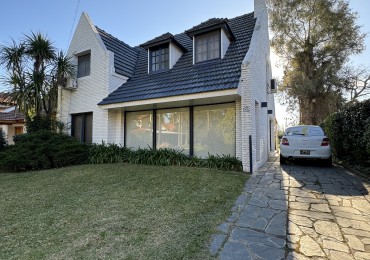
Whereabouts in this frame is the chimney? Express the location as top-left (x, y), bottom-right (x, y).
top-left (254, 0), bottom-right (267, 18)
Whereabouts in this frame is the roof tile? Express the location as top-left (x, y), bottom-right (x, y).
top-left (96, 27), bottom-right (139, 78)
top-left (98, 12), bottom-right (256, 105)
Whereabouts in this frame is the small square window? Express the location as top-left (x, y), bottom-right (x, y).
top-left (195, 30), bottom-right (220, 63)
top-left (77, 53), bottom-right (91, 78)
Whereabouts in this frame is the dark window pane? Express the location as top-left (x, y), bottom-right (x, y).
top-left (195, 30), bottom-right (220, 63)
top-left (84, 114), bottom-right (93, 143)
top-left (72, 115), bottom-right (83, 141)
top-left (72, 113), bottom-right (93, 143)
top-left (77, 53), bottom-right (91, 78)
top-left (150, 45), bottom-right (169, 71)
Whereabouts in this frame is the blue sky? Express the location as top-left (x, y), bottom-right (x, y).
top-left (0, 0), bottom-right (369, 123)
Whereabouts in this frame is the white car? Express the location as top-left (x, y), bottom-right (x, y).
top-left (280, 125), bottom-right (332, 166)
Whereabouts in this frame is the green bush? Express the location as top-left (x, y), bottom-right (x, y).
top-left (89, 143), bottom-right (243, 171)
top-left (322, 99), bottom-right (370, 166)
top-left (0, 129), bottom-right (6, 150)
top-left (0, 131), bottom-right (89, 172)
top-left (25, 116), bottom-right (66, 133)
top-left (364, 119), bottom-right (370, 163)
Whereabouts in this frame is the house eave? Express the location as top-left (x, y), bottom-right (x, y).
top-left (98, 89), bottom-right (239, 111)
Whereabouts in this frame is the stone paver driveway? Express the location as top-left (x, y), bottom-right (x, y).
top-left (211, 158), bottom-right (370, 259)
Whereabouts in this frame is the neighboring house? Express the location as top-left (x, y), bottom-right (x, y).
top-left (0, 112), bottom-right (25, 145)
top-left (58, 0), bottom-right (276, 171)
top-left (0, 93), bottom-right (25, 144)
top-left (0, 92), bottom-right (13, 112)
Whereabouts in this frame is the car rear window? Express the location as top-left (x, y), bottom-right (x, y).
top-left (285, 126), bottom-right (324, 136)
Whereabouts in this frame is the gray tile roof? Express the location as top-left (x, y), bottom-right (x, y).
top-left (185, 18), bottom-right (228, 34)
top-left (98, 12), bottom-right (256, 105)
top-left (96, 27), bottom-right (139, 78)
top-left (0, 111), bottom-right (24, 122)
top-left (141, 32), bottom-right (174, 47)
top-left (140, 32), bottom-right (187, 52)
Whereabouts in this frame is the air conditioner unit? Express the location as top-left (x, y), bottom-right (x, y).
top-left (63, 78), bottom-right (78, 90)
top-left (270, 79), bottom-right (277, 93)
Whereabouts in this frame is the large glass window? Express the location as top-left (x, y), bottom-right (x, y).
top-left (150, 45), bottom-right (169, 72)
top-left (195, 30), bottom-right (220, 63)
top-left (156, 108), bottom-right (190, 154)
top-left (77, 53), bottom-right (91, 78)
top-left (72, 113), bottom-right (93, 143)
top-left (194, 103), bottom-right (235, 158)
top-left (126, 111), bottom-right (153, 149)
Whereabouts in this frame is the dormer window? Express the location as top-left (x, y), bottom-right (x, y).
top-left (141, 33), bottom-right (186, 74)
top-left (150, 45), bottom-right (169, 72)
top-left (186, 18), bottom-right (235, 64)
top-left (195, 30), bottom-right (220, 63)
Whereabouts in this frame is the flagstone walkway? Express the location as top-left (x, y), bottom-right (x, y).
top-left (211, 158), bottom-right (370, 260)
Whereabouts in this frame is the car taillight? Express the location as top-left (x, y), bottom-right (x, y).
top-left (282, 138), bottom-right (289, 146)
top-left (321, 138), bottom-right (330, 146)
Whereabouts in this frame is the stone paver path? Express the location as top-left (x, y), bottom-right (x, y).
top-left (211, 158), bottom-right (370, 260)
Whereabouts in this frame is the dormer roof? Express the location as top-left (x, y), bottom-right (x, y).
top-left (185, 18), bottom-right (235, 41)
top-left (140, 32), bottom-right (187, 52)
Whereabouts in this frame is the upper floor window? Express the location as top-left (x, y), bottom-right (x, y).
top-left (150, 45), bottom-right (169, 72)
top-left (77, 53), bottom-right (91, 78)
top-left (195, 30), bottom-right (220, 63)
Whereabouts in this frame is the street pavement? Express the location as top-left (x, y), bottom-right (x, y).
top-left (211, 158), bottom-right (370, 259)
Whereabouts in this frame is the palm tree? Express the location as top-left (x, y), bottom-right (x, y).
top-left (0, 32), bottom-right (75, 128)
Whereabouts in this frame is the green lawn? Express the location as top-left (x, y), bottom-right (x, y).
top-left (0, 164), bottom-right (247, 259)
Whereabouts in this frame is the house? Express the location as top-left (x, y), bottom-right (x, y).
top-left (0, 93), bottom-right (25, 144)
top-left (58, 0), bottom-right (276, 172)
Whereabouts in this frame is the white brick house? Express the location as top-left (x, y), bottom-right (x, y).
top-left (58, 0), bottom-right (276, 172)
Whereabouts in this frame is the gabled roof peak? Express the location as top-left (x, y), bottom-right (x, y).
top-left (140, 32), bottom-right (186, 52)
top-left (185, 17), bottom-right (235, 41)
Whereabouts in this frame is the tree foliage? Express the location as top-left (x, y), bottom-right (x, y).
top-left (338, 65), bottom-right (370, 102)
top-left (0, 32), bottom-right (75, 125)
top-left (268, 0), bottom-right (366, 124)
top-left (322, 99), bottom-right (370, 166)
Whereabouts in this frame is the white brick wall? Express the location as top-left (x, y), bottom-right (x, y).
top-left (237, 0), bottom-right (276, 172)
top-left (58, 13), bottom-right (127, 144)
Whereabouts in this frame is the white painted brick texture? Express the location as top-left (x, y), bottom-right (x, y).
top-left (58, 13), bottom-right (127, 144)
top-left (238, 2), bottom-right (275, 172)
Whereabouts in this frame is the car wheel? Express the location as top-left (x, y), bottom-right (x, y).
top-left (323, 156), bottom-right (332, 167)
top-left (280, 154), bottom-right (286, 165)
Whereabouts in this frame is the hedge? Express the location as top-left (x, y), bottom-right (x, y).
top-left (0, 131), bottom-right (89, 172)
top-left (89, 143), bottom-right (243, 172)
top-left (322, 99), bottom-right (370, 167)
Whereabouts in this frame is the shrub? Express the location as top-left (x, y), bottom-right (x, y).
top-left (26, 116), bottom-right (66, 133)
top-left (322, 99), bottom-right (370, 166)
top-left (364, 119), bottom-right (370, 164)
top-left (0, 131), bottom-right (89, 172)
top-left (89, 143), bottom-right (243, 171)
top-left (0, 129), bottom-right (6, 150)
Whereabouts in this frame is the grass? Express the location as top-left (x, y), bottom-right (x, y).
top-left (0, 164), bottom-right (247, 259)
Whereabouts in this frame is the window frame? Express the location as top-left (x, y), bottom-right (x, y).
top-left (194, 29), bottom-right (221, 63)
top-left (124, 102), bottom-right (236, 157)
top-left (71, 112), bottom-right (93, 143)
top-left (77, 53), bottom-right (91, 78)
top-left (149, 44), bottom-right (169, 72)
